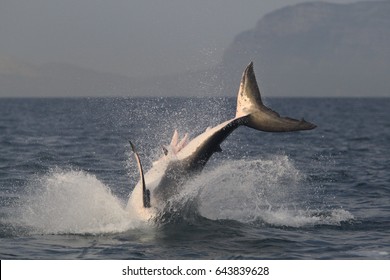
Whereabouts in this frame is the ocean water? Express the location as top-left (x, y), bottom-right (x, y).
top-left (0, 97), bottom-right (389, 259)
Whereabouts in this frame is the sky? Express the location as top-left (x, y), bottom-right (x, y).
top-left (0, 0), bottom-right (365, 79)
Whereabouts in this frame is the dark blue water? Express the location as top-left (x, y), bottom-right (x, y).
top-left (0, 97), bottom-right (389, 259)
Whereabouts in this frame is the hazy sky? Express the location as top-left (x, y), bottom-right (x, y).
top-left (0, 0), bottom-right (371, 78)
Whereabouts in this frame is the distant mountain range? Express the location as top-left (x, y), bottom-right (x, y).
top-left (0, 59), bottom-right (134, 97)
top-left (0, 58), bottom-right (215, 98)
top-left (1, 1), bottom-right (389, 97)
top-left (221, 0), bottom-right (390, 97)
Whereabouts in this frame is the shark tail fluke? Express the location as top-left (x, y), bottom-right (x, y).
top-left (235, 62), bottom-right (316, 132)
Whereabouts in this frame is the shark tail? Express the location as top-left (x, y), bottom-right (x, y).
top-left (235, 62), bottom-right (316, 132)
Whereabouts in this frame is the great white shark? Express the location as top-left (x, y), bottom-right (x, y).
top-left (126, 62), bottom-right (316, 221)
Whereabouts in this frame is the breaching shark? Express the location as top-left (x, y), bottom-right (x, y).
top-left (126, 62), bottom-right (316, 221)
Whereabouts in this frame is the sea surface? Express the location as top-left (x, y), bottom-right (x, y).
top-left (0, 97), bottom-right (389, 259)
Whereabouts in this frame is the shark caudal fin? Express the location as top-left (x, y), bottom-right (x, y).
top-left (129, 141), bottom-right (150, 208)
top-left (235, 62), bottom-right (316, 132)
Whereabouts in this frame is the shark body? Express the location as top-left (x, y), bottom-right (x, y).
top-left (126, 63), bottom-right (316, 220)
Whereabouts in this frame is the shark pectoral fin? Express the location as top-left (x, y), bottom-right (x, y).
top-left (129, 141), bottom-right (151, 208)
top-left (144, 189), bottom-right (151, 208)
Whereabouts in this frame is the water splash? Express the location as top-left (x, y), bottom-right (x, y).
top-left (171, 156), bottom-right (354, 227)
top-left (15, 169), bottom-right (149, 235)
top-left (13, 156), bottom-right (353, 235)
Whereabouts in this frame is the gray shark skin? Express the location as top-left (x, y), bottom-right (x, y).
top-left (126, 62), bottom-right (316, 220)
top-left (237, 62), bottom-right (317, 132)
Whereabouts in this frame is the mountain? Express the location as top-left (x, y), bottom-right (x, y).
top-left (221, 1), bottom-right (390, 97)
top-left (0, 58), bottom-right (221, 98)
top-left (1, 1), bottom-right (390, 98)
top-left (0, 59), bottom-right (139, 97)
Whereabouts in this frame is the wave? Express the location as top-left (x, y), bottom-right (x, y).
top-left (10, 156), bottom-right (354, 235)
top-left (165, 156), bottom-right (354, 227)
top-left (13, 169), bottom-right (150, 235)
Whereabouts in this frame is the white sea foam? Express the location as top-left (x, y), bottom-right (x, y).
top-left (17, 169), bottom-right (150, 234)
top-left (15, 156), bottom-right (353, 234)
top-left (179, 156), bottom-right (354, 227)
